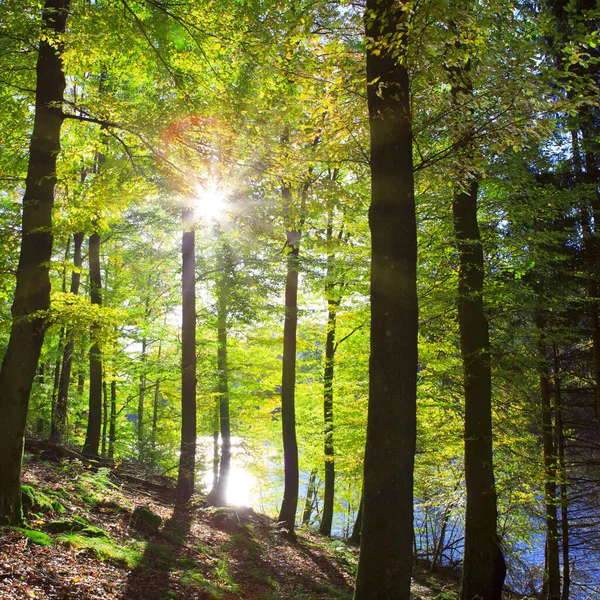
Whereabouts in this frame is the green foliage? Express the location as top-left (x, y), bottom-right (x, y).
top-left (12, 527), bottom-right (54, 546)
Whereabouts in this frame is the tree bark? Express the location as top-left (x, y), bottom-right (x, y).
top-left (177, 208), bottom-right (197, 500)
top-left (50, 231), bottom-right (84, 443)
top-left (354, 1), bottom-right (417, 597)
top-left (83, 231), bottom-right (103, 456)
top-left (212, 241), bottom-right (232, 506)
top-left (320, 215), bottom-right (338, 537)
top-left (349, 489), bottom-right (363, 545)
top-left (0, 0), bottom-right (70, 524)
top-left (302, 469), bottom-right (318, 526)
top-left (278, 189), bottom-right (301, 532)
top-left (102, 374), bottom-right (108, 457)
top-left (553, 342), bottom-right (570, 600)
top-left (536, 315), bottom-right (560, 600)
top-left (454, 178), bottom-right (506, 600)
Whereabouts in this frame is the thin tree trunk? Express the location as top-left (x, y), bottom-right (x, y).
top-left (108, 380), bottom-right (116, 459)
top-left (354, 2), bottom-right (417, 597)
top-left (349, 488), bottom-right (363, 545)
top-left (102, 374), bottom-right (108, 457)
top-left (212, 242), bottom-right (231, 506)
top-left (553, 342), bottom-right (570, 600)
top-left (0, 0), bottom-right (70, 524)
top-left (536, 315), bottom-right (560, 600)
top-left (151, 340), bottom-right (163, 453)
top-left (320, 214), bottom-right (339, 537)
top-left (278, 188), bottom-right (301, 532)
top-left (138, 337), bottom-right (147, 460)
top-left (50, 231), bottom-right (84, 443)
top-left (177, 208), bottom-right (197, 500)
top-left (302, 469), bottom-right (318, 526)
top-left (83, 231), bottom-right (103, 456)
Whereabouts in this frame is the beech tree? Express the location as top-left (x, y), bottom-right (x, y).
top-left (0, 0), bottom-right (70, 524)
top-left (354, 0), bottom-right (417, 597)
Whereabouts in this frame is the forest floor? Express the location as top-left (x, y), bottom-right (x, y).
top-left (0, 444), bottom-right (466, 600)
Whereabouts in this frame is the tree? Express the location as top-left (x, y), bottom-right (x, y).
top-left (177, 208), bottom-right (197, 500)
top-left (0, 0), bottom-right (70, 524)
top-left (354, 0), bottom-right (417, 597)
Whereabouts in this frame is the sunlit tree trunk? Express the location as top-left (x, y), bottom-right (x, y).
top-left (102, 375), bottom-right (108, 457)
top-left (138, 336), bottom-right (147, 460)
top-left (212, 240), bottom-right (232, 506)
top-left (177, 208), bottom-right (197, 500)
top-left (50, 231), bottom-right (84, 443)
top-left (83, 231), bottom-right (103, 456)
top-left (302, 469), bottom-right (318, 526)
top-left (354, 1), bottom-right (417, 597)
top-left (0, 0), bottom-right (70, 524)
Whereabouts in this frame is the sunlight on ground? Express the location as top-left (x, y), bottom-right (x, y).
top-left (194, 182), bottom-right (226, 221)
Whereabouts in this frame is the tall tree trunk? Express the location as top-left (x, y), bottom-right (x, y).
top-left (553, 343), bottom-right (570, 600)
top-left (177, 209), bottom-right (197, 500)
top-left (50, 231), bottom-right (84, 443)
top-left (536, 316), bottom-right (560, 600)
top-left (302, 469), bottom-right (318, 526)
top-left (320, 215), bottom-right (339, 537)
top-left (212, 243), bottom-right (231, 506)
top-left (444, 25), bottom-right (505, 600)
top-left (354, 1), bottom-right (417, 597)
top-left (108, 379), bottom-right (116, 459)
top-left (83, 231), bottom-right (103, 456)
top-left (454, 177), bottom-right (506, 600)
top-left (278, 190), bottom-right (301, 532)
top-left (0, 0), bottom-right (69, 524)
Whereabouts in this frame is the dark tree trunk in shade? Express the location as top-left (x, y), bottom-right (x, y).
top-left (83, 232), bottom-right (103, 456)
top-left (108, 380), bottom-right (116, 459)
top-left (278, 209), bottom-right (301, 533)
top-left (212, 241), bottom-right (232, 506)
top-left (553, 343), bottom-right (570, 600)
top-left (354, 2), bottom-right (417, 597)
top-left (177, 209), bottom-right (197, 500)
top-left (536, 316), bottom-right (561, 600)
top-left (443, 28), bottom-right (505, 599)
top-left (349, 490), bottom-right (363, 545)
top-left (453, 178), bottom-right (505, 600)
top-left (0, 0), bottom-right (69, 524)
top-left (320, 214), bottom-right (338, 537)
top-left (50, 231), bottom-right (84, 443)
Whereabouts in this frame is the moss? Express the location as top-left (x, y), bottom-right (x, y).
top-left (131, 505), bottom-right (162, 531)
top-left (13, 527), bottom-right (53, 546)
top-left (46, 517), bottom-right (109, 538)
top-left (58, 533), bottom-right (143, 568)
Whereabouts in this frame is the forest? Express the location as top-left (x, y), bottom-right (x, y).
top-left (0, 0), bottom-right (599, 599)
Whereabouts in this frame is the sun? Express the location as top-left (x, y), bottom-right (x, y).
top-left (194, 182), bottom-right (226, 221)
